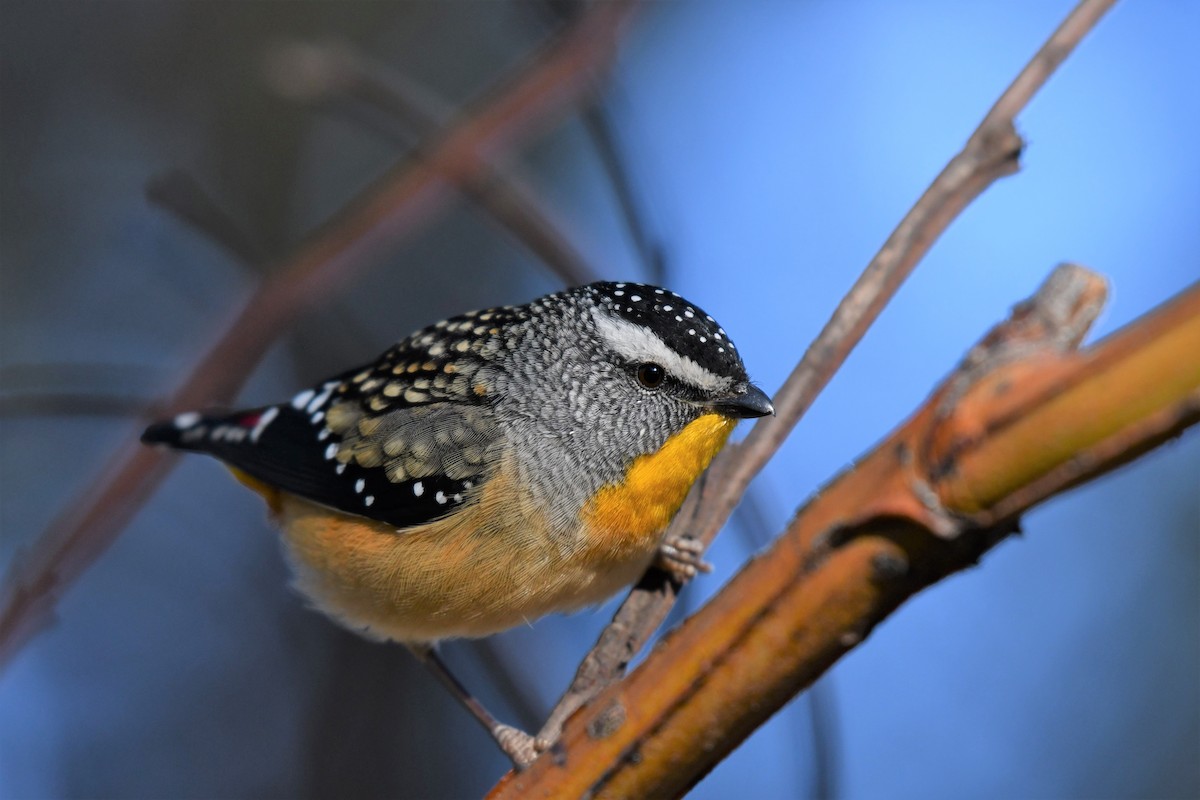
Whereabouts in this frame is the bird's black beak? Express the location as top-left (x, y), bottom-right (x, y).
top-left (712, 383), bottom-right (774, 419)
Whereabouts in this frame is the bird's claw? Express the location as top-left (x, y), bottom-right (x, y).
top-left (494, 724), bottom-right (539, 770)
top-left (655, 533), bottom-right (712, 583)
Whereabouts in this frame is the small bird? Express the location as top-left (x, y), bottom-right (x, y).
top-left (142, 281), bottom-right (772, 763)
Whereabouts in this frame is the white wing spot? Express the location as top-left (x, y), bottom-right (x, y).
top-left (435, 491), bottom-right (447, 505)
top-left (306, 381), bottom-right (339, 414)
top-left (413, 481), bottom-right (424, 497)
top-left (250, 406), bottom-right (279, 443)
top-left (336, 463), bottom-right (346, 474)
top-left (291, 389), bottom-right (315, 410)
top-left (354, 479), bottom-right (366, 494)
top-left (630, 295), bottom-right (642, 302)
top-left (364, 495), bottom-right (375, 507)
top-left (324, 443), bottom-right (338, 460)
top-left (173, 412), bottom-right (201, 429)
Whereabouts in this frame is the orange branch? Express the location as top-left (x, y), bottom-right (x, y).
top-left (492, 265), bottom-right (1200, 797)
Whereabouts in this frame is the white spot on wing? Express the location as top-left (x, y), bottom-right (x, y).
top-left (291, 389), bottom-right (315, 410)
top-left (250, 406), bottom-right (279, 443)
top-left (306, 381), bottom-right (339, 414)
top-left (174, 412), bottom-right (201, 429)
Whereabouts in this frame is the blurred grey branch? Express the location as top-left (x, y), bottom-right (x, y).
top-left (536, 0), bottom-right (1120, 748)
top-left (0, 0), bottom-right (639, 668)
top-left (0, 363), bottom-right (164, 418)
top-left (146, 171), bottom-right (270, 266)
top-left (581, 104), bottom-right (666, 283)
top-left (264, 39), bottom-right (600, 287)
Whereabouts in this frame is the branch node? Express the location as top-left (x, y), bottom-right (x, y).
top-left (870, 550), bottom-right (909, 581)
top-left (586, 700), bottom-right (627, 740)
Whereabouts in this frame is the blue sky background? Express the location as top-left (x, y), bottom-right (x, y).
top-left (2, 2), bottom-right (1196, 798)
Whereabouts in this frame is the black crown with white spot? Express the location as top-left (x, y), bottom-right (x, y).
top-left (583, 282), bottom-right (747, 381)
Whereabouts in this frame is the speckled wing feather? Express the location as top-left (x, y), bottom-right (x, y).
top-left (142, 310), bottom-right (514, 529)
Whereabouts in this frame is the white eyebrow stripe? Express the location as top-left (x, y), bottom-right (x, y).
top-left (591, 309), bottom-right (732, 393)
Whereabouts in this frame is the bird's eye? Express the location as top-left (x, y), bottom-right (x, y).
top-left (637, 362), bottom-right (665, 389)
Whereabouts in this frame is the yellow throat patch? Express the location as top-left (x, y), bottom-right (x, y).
top-left (582, 413), bottom-right (735, 546)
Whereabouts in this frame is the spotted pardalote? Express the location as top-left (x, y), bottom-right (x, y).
top-left (143, 281), bottom-right (772, 644)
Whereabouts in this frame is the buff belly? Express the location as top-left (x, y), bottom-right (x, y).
top-left (255, 414), bottom-right (735, 643)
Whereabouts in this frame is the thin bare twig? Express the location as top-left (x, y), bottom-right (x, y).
top-left (0, 0), bottom-right (638, 668)
top-left (538, 0), bottom-right (1118, 745)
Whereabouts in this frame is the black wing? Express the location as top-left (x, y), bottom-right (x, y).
top-left (143, 326), bottom-right (505, 529)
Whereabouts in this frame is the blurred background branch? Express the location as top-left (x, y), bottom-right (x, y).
top-left (262, 39), bottom-right (601, 286)
top-left (0, 0), bottom-right (635, 668)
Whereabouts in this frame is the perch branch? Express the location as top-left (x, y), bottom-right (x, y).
top-left (537, 0), bottom-right (1118, 744)
top-left (493, 266), bottom-right (1200, 797)
top-left (0, 0), bottom-right (638, 668)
